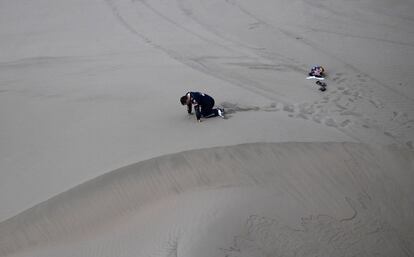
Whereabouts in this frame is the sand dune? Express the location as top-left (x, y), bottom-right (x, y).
top-left (1, 0), bottom-right (413, 221)
top-left (1, 0), bottom-right (414, 256)
top-left (1, 142), bottom-right (413, 257)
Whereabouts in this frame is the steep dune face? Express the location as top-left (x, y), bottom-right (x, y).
top-left (1, 142), bottom-right (413, 257)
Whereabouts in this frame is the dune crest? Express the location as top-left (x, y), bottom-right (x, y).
top-left (0, 142), bottom-right (413, 257)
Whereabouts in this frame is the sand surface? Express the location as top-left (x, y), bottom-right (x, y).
top-left (0, 0), bottom-right (413, 256)
top-left (1, 142), bottom-right (414, 257)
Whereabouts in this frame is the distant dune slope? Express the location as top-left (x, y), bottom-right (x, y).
top-left (0, 142), bottom-right (413, 257)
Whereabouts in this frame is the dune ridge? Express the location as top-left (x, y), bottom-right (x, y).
top-left (0, 142), bottom-right (413, 257)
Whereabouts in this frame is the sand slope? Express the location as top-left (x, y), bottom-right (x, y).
top-left (1, 0), bottom-right (414, 256)
top-left (1, 0), bottom-right (414, 221)
top-left (1, 142), bottom-right (413, 257)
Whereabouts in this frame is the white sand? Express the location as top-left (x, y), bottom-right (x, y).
top-left (0, 0), bottom-right (413, 256)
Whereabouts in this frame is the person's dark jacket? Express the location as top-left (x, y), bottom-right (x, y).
top-left (186, 92), bottom-right (215, 120)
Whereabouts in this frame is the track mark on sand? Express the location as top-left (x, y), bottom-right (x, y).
top-left (222, 194), bottom-right (413, 257)
top-left (104, 0), bottom-right (414, 148)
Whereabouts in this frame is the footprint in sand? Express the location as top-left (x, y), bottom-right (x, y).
top-left (283, 104), bottom-right (295, 113)
top-left (340, 119), bottom-right (351, 127)
top-left (332, 72), bottom-right (344, 82)
top-left (324, 118), bottom-right (338, 127)
top-left (220, 102), bottom-right (261, 117)
top-left (223, 194), bottom-right (408, 257)
top-left (336, 78), bottom-right (347, 84)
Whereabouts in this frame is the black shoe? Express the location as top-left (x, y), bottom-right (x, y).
top-left (316, 81), bottom-right (327, 87)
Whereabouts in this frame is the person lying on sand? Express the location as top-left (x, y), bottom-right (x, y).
top-left (180, 92), bottom-right (224, 122)
top-left (309, 66), bottom-right (325, 78)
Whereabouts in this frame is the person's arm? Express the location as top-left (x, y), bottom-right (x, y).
top-left (186, 93), bottom-right (193, 114)
top-left (194, 105), bottom-right (201, 121)
top-left (187, 102), bottom-right (192, 114)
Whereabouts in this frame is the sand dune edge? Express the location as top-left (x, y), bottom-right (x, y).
top-left (0, 142), bottom-right (413, 256)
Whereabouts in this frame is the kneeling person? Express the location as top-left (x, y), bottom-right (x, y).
top-left (180, 92), bottom-right (224, 122)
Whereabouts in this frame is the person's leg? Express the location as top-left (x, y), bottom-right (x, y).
top-left (200, 97), bottom-right (224, 118)
top-left (200, 97), bottom-right (219, 118)
top-left (201, 103), bottom-right (219, 118)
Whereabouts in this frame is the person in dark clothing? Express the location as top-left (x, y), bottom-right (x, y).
top-left (180, 92), bottom-right (224, 122)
